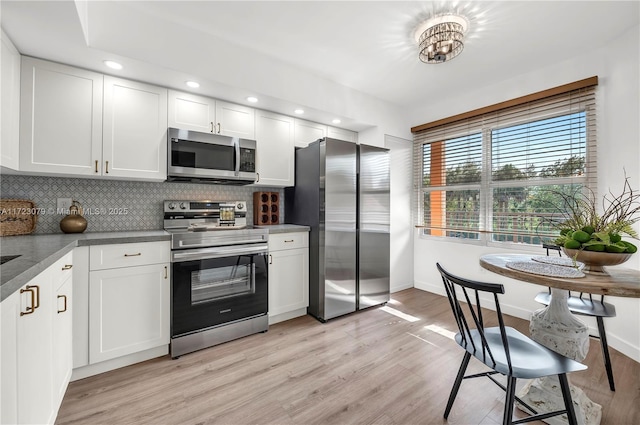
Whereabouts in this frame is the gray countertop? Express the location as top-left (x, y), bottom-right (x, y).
top-left (254, 224), bottom-right (311, 234)
top-left (1, 230), bottom-right (170, 302)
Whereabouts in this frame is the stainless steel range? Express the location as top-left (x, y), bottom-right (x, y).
top-left (164, 200), bottom-right (269, 358)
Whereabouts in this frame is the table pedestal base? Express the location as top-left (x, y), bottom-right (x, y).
top-left (518, 376), bottom-right (602, 425)
top-left (517, 288), bottom-right (602, 425)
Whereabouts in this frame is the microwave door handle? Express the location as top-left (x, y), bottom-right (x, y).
top-left (234, 141), bottom-right (240, 175)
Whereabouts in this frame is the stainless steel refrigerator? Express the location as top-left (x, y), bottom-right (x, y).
top-left (285, 138), bottom-right (390, 321)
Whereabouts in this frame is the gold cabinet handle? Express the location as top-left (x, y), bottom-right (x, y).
top-left (20, 286), bottom-right (36, 316)
top-left (57, 295), bottom-right (68, 314)
top-left (164, 266), bottom-right (168, 279)
top-left (217, 122), bottom-right (221, 133)
top-left (62, 264), bottom-right (73, 271)
top-left (95, 160), bottom-right (99, 173)
top-left (210, 122), bottom-right (214, 133)
top-left (105, 160), bottom-right (109, 174)
top-left (124, 253), bottom-right (142, 257)
top-left (31, 284), bottom-right (40, 310)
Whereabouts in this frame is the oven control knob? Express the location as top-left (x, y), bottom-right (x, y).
top-left (179, 202), bottom-right (187, 210)
top-left (236, 203), bottom-right (244, 210)
top-left (168, 202), bottom-right (176, 210)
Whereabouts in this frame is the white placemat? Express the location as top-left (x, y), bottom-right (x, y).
top-left (506, 261), bottom-right (585, 278)
top-left (531, 256), bottom-right (584, 269)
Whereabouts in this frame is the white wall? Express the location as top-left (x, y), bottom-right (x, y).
top-left (411, 24), bottom-right (640, 362)
top-left (385, 135), bottom-right (414, 293)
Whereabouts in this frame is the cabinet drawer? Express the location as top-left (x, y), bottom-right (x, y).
top-left (90, 241), bottom-right (169, 270)
top-left (51, 251), bottom-right (74, 286)
top-left (268, 232), bottom-right (309, 251)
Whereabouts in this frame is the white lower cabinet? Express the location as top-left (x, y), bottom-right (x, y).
top-left (53, 272), bottom-right (73, 408)
top-left (268, 232), bottom-right (309, 324)
top-left (0, 251), bottom-right (73, 425)
top-left (88, 242), bottom-right (170, 364)
top-left (89, 264), bottom-right (169, 363)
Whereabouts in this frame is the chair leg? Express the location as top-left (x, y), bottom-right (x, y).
top-left (502, 376), bottom-right (517, 425)
top-left (596, 316), bottom-right (615, 391)
top-left (558, 373), bottom-right (578, 425)
top-left (444, 351), bottom-right (471, 419)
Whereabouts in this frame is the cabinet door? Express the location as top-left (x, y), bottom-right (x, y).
top-left (89, 263), bottom-right (169, 363)
top-left (72, 246), bottom-right (90, 369)
top-left (52, 275), bottom-right (73, 408)
top-left (168, 90), bottom-right (216, 133)
top-left (255, 110), bottom-right (295, 187)
top-left (269, 248), bottom-right (309, 316)
top-left (1, 290), bottom-right (19, 425)
top-left (1, 30), bottom-right (20, 170)
top-left (19, 57), bottom-right (103, 175)
top-left (16, 270), bottom-right (55, 425)
top-left (215, 100), bottom-right (255, 139)
top-left (294, 119), bottom-right (327, 148)
top-left (327, 126), bottom-right (358, 143)
top-left (103, 76), bottom-right (168, 180)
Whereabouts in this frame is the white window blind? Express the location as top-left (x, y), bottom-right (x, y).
top-left (413, 81), bottom-right (597, 246)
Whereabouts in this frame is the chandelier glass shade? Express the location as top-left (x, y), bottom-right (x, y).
top-left (415, 14), bottom-right (468, 64)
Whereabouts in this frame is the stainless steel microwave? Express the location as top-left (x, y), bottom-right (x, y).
top-left (166, 127), bottom-right (257, 185)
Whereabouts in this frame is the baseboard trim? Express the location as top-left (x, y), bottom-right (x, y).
top-left (71, 345), bottom-right (168, 381)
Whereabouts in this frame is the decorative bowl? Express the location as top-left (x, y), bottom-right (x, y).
top-left (562, 248), bottom-right (633, 274)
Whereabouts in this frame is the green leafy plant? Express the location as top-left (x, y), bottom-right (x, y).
top-left (541, 175), bottom-right (639, 254)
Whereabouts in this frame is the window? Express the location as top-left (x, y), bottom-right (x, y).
top-left (413, 79), bottom-right (597, 247)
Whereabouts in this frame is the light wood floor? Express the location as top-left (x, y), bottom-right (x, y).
top-left (57, 288), bottom-right (639, 425)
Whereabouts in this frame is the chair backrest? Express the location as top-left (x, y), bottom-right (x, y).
top-left (436, 263), bottom-right (513, 373)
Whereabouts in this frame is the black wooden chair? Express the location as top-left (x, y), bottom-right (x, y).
top-left (534, 244), bottom-right (617, 391)
top-left (436, 263), bottom-right (585, 425)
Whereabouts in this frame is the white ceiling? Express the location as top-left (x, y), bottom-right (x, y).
top-left (1, 1), bottom-right (638, 131)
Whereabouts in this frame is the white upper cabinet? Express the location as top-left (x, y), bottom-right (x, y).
top-left (255, 110), bottom-right (295, 187)
top-left (103, 76), bottom-right (167, 180)
top-left (1, 30), bottom-right (21, 170)
top-left (215, 100), bottom-right (255, 139)
top-left (327, 126), bottom-right (358, 143)
top-left (19, 57), bottom-right (103, 176)
top-left (294, 119), bottom-right (327, 148)
top-left (168, 90), bottom-right (216, 133)
top-left (168, 91), bottom-right (255, 139)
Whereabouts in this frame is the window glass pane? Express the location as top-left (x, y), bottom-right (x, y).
top-left (423, 190), bottom-right (480, 239)
top-left (422, 133), bottom-right (482, 187)
top-left (492, 112), bottom-right (586, 181)
top-left (491, 184), bottom-right (583, 244)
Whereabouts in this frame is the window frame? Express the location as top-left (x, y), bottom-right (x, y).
top-left (414, 82), bottom-right (597, 249)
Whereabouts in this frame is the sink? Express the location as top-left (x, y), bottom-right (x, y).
top-left (0, 255), bottom-right (21, 265)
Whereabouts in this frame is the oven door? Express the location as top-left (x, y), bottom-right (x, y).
top-left (171, 244), bottom-right (268, 337)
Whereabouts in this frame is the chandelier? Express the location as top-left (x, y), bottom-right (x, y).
top-left (414, 14), bottom-right (468, 64)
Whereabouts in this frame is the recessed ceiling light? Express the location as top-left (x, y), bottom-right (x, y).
top-left (103, 60), bottom-right (123, 70)
top-left (332, 119), bottom-right (341, 124)
top-left (294, 109), bottom-right (304, 115)
top-left (246, 96), bottom-right (258, 103)
top-left (186, 81), bottom-right (200, 88)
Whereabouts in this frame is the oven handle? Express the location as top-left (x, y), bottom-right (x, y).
top-left (171, 244), bottom-right (268, 263)
top-left (177, 237), bottom-right (266, 248)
